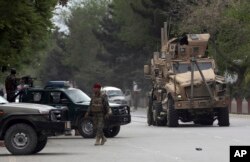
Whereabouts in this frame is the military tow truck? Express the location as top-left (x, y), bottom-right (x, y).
top-left (0, 96), bottom-right (71, 155)
top-left (17, 81), bottom-right (131, 138)
top-left (144, 22), bottom-right (229, 127)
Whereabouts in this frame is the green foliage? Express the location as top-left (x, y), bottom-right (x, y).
top-left (0, 0), bottom-right (57, 68)
top-left (39, 30), bottom-right (73, 85)
top-left (65, 0), bottom-right (111, 93)
top-left (39, 0), bottom-right (111, 93)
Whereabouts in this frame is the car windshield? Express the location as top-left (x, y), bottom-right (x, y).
top-left (106, 90), bottom-right (124, 97)
top-left (0, 96), bottom-right (8, 104)
top-left (173, 62), bottom-right (213, 74)
top-left (64, 89), bottom-right (91, 103)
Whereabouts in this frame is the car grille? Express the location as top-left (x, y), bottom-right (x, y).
top-left (185, 84), bottom-right (213, 98)
top-left (113, 100), bottom-right (127, 105)
top-left (112, 106), bottom-right (128, 115)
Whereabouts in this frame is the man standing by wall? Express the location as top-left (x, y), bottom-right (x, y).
top-left (85, 83), bottom-right (109, 146)
top-left (132, 81), bottom-right (141, 111)
top-left (5, 68), bottom-right (18, 102)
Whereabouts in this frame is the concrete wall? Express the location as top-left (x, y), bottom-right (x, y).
top-left (229, 98), bottom-right (250, 114)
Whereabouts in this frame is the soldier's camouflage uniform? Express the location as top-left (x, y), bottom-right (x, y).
top-left (87, 93), bottom-right (109, 145)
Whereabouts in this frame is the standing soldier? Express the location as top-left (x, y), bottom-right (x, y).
top-left (5, 68), bottom-right (18, 102)
top-left (85, 83), bottom-right (109, 146)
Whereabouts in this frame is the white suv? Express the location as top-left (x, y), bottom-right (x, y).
top-left (101, 86), bottom-right (128, 105)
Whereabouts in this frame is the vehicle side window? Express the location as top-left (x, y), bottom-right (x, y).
top-left (50, 92), bottom-right (61, 104)
top-left (49, 92), bottom-right (69, 104)
top-left (60, 93), bottom-right (69, 101)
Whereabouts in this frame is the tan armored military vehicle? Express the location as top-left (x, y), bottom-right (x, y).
top-left (144, 22), bottom-right (229, 127)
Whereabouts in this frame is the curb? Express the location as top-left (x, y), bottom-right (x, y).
top-left (230, 114), bottom-right (250, 119)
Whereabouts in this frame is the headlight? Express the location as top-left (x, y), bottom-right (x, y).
top-left (50, 110), bottom-right (62, 121)
top-left (124, 106), bottom-right (129, 114)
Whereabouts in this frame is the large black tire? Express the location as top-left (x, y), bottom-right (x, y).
top-left (147, 99), bottom-right (154, 126)
top-left (78, 117), bottom-right (96, 138)
top-left (33, 134), bottom-right (48, 154)
top-left (4, 124), bottom-right (38, 155)
top-left (167, 97), bottom-right (179, 127)
top-left (104, 126), bottom-right (120, 138)
top-left (218, 107), bottom-right (230, 126)
top-left (153, 102), bottom-right (167, 126)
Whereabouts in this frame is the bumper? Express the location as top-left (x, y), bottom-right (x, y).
top-left (175, 98), bottom-right (228, 109)
top-left (35, 121), bottom-right (71, 136)
top-left (107, 114), bottom-right (131, 126)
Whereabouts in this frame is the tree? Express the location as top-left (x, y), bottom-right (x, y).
top-left (58, 0), bottom-right (111, 93)
top-left (39, 29), bottom-right (73, 84)
top-left (0, 0), bottom-right (58, 68)
top-left (94, 1), bottom-right (152, 90)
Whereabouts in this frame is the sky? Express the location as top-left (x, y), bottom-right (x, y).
top-left (52, 0), bottom-right (84, 34)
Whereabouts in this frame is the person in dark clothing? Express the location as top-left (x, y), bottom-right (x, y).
top-left (5, 68), bottom-right (18, 102)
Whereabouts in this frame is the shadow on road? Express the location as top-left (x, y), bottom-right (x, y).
top-left (0, 152), bottom-right (81, 157)
top-left (147, 122), bottom-right (231, 129)
top-left (49, 136), bottom-right (83, 140)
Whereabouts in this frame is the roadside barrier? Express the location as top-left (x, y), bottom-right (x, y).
top-left (229, 98), bottom-right (250, 114)
top-left (138, 97), bottom-right (250, 114)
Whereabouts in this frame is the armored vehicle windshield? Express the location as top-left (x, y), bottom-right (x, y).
top-left (173, 61), bottom-right (213, 74)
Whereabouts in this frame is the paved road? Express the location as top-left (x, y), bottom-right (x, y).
top-left (1, 109), bottom-right (250, 162)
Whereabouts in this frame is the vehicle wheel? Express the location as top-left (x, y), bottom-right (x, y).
top-left (78, 117), bottom-right (96, 138)
top-left (33, 134), bottom-right (48, 154)
top-left (147, 98), bottom-right (154, 126)
top-left (218, 107), bottom-right (230, 126)
top-left (153, 102), bottom-right (166, 126)
top-left (104, 126), bottom-right (120, 138)
top-left (167, 97), bottom-right (179, 127)
top-left (193, 120), bottom-right (199, 125)
top-left (4, 124), bottom-right (38, 155)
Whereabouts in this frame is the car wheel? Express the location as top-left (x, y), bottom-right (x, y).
top-left (104, 126), bottom-right (120, 138)
top-left (218, 107), bottom-right (230, 126)
top-left (147, 98), bottom-right (154, 126)
top-left (33, 134), bottom-right (48, 154)
top-left (153, 101), bottom-right (166, 126)
top-left (167, 97), bottom-right (179, 127)
top-left (4, 124), bottom-right (38, 155)
top-left (78, 117), bottom-right (96, 138)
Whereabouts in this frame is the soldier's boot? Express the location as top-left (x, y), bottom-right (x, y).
top-left (94, 136), bottom-right (101, 146)
top-left (101, 136), bottom-right (107, 145)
